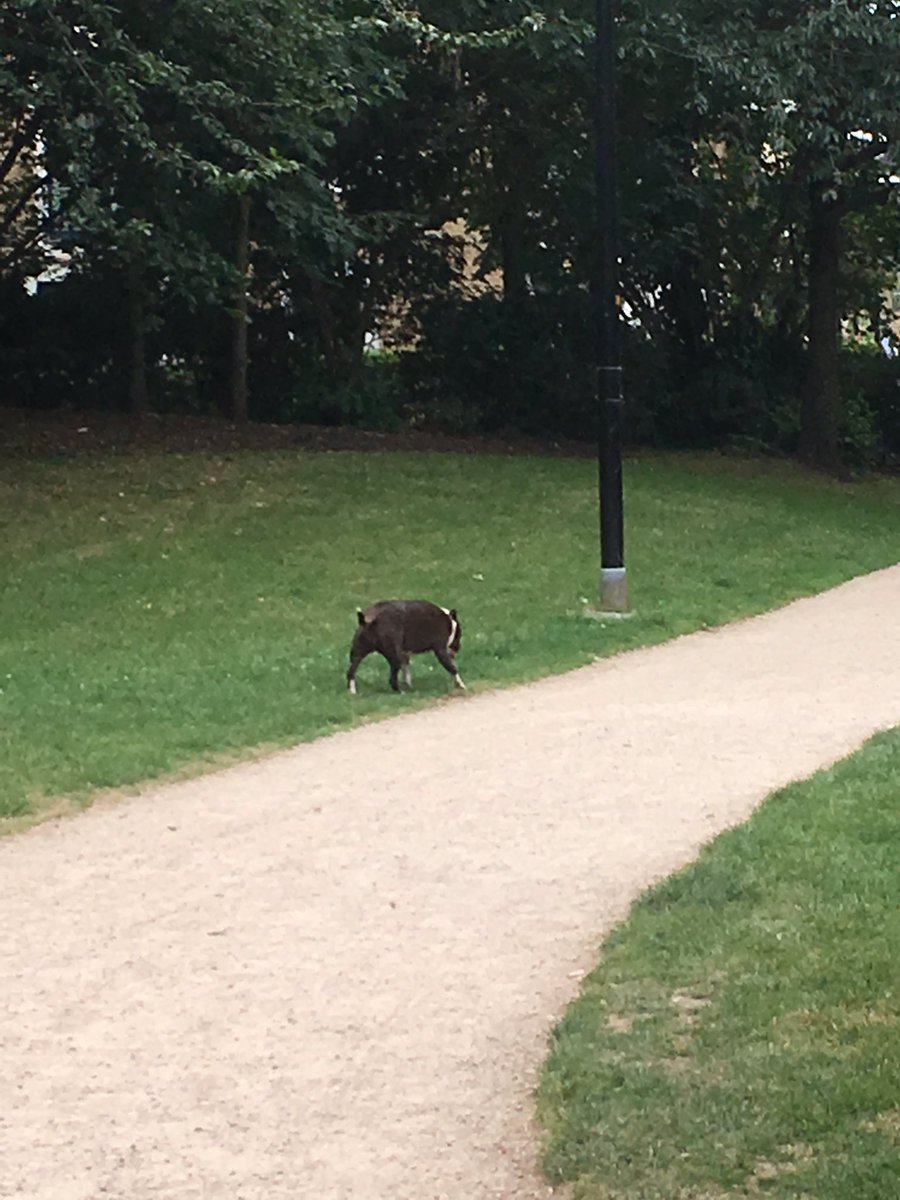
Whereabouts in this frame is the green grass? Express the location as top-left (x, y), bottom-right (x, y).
top-left (537, 729), bottom-right (900, 1200)
top-left (0, 449), bottom-right (897, 828)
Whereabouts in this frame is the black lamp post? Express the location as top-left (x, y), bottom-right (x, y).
top-left (594, 0), bottom-right (628, 612)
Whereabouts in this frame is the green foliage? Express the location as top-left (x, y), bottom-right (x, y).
top-left (2, 0), bottom-right (899, 465)
top-left (270, 353), bottom-right (408, 430)
top-left (841, 343), bottom-right (900, 470)
top-left (1, 448), bottom-right (899, 828)
top-left (0, 272), bottom-right (125, 408)
top-left (538, 728), bottom-right (900, 1199)
top-left (401, 291), bottom-right (593, 436)
top-left (1, 1), bottom-right (390, 289)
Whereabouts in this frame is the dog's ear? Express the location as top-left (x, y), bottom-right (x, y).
top-left (449, 609), bottom-right (458, 621)
top-left (357, 609), bottom-right (366, 626)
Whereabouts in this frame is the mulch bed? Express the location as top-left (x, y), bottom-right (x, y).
top-left (0, 406), bottom-right (595, 461)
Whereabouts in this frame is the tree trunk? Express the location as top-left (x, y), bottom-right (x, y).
top-left (230, 193), bottom-right (251, 421)
top-left (309, 274), bottom-right (340, 378)
top-left (313, 258), bottom-right (372, 387)
top-left (499, 182), bottom-right (528, 313)
top-left (799, 185), bottom-right (842, 471)
top-left (669, 257), bottom-right (709, 371)
top-left (126, 261), bottom-right (148, 415)
top-left (491, 122), bottom-right (529, 314)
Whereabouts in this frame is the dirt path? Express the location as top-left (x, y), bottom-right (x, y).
top-left (3, 566), bottom-right (899, 1200)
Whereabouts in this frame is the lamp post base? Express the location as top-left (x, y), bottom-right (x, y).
top-left (599, 566), bottom-right (629, 614)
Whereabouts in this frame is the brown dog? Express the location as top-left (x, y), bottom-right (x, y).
top-left (347, 599), bottom-right (464, 695)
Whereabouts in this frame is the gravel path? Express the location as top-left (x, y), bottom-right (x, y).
top-left (3, 566), bottom-right (899, 1200)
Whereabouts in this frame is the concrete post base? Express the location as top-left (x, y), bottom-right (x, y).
top-left (599, 566), bottom-right (629, 614)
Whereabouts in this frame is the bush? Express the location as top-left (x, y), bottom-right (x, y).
top-left (0, 274), bottom-right (125, 410)
top-left (6, 268), bottom-right (896, 473)
top-left (400, 291), bottom-right (595, 439)
top-left (286, 353), bottom-right (408, 431)
top-left (840, 343), bottom-right (900, 470)
top-left (621, 324), bottom-right (801, 455)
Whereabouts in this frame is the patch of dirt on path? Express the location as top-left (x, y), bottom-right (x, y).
top-left (2, 567), bottom-right (899, 1200)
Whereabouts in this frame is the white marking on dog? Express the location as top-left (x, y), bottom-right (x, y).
top-left (348, 679), bottom-right (357, 695)
top-left (454, 673), bottom-right (466, 690)
top-left (447, 615), bottom-right (458, 652)
top-left (403, 663), bottom-right (412, 688)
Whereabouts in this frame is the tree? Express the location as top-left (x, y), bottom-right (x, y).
top-left (3, 0), bottom-right (898, 464)
top-left (657, 0), bottom-right (900, 468)
top-left (1, 1), bottom-right (390, 412)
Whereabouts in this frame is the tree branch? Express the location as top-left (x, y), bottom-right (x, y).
top-left (838, 136), bottom-right (890, 173)
top-left (0, 110), bottom-right (41, 188)
top-left (0, 223), bottom-right (45, 273)
top-left (0, 174), bottom-right (43, 240)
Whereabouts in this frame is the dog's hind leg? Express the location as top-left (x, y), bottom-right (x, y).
top-left (433, 646), bottom-right (465, 690)
top-left (377, 631), bottom-right (406, 693)
top-left (385, 654), bottom-right (403, 692)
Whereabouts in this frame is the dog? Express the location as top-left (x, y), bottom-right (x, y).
top-left (347, 599), bottom-right (464, 695)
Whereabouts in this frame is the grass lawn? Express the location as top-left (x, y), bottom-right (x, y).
top-left (0, 448), bottom-right (898, 829)
top-left (537, 728), bottom-right (900, 1200)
